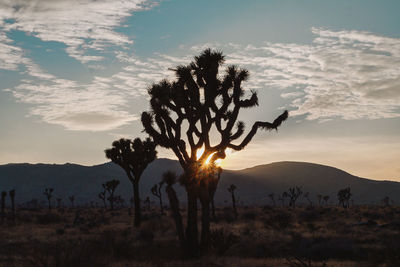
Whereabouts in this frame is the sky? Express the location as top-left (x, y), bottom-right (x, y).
top-left (0, 0), bottom-right (399, 181)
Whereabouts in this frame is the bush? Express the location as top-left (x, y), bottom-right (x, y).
top-left (36, 213), bottom-right (64, 224)
top-left (210, 229), bottom-right (239, 255)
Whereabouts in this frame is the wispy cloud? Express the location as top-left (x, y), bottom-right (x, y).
top-left (4, 27), bottom-right (400, 131)
top-left (0, 0), bottom-right (157, 63)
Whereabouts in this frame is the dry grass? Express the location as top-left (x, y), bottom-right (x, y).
top-left (1, 205), bottom-right (400, 266)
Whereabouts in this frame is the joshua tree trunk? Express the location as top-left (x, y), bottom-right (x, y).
top-left (10, 191), bottom-right (15, 223)
top-left (1, 192), bottom-right (6, 224)
top-left (159, 191), bottom-right (164, 214)
top-left (47, 198), bottom-right (51, 212)
top-left (185, 187), bottom-right (199, 257)
top-left (210, 195), bottom-right (216, 220)
top-left (133, 180), bottom-right (141, 227)
top-left (199, 188), bottom-right (211, 254)
top-left (166, 185), bottom-right (185, 248)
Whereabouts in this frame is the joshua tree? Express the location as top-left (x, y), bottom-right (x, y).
top-left (382, 196), bottom-right (390, 207)
top-left (43, 188), bottom-right (54, 211)
top-left (337, 187), bottom-right (352, 208)
top-left (141, 48), bottom-right (288, 256)
top-left (227, 184), bottom-right (238, 220)
top-left (68, 195), bottom-right (75, 208)
top-left (56, 198), bottom-right (62, 208)
top-left (98, 191), bottom-right (107, 209)
top-left (1, 191), bottom-right (6, 223)
top-left (304, 192), bottom-right (313, 207)
top-left (268, 193), bottom-right (276, 206)
top-left (104, 179), bottom-right (120, 211)
top-left (144, 196), bottom-right (151, 210)
top-left (323, 195), bottom-right (330, 205)
top-left (279, 191), bottom-right (289, 206)
top-left (287, 187), bottom-right (302, 208)
top-left (105, 137), bottom-right (157, 226)
top-left (9, 189), bottom-right (15, 222)
top-left (162, 171), bottom-right (185, 248)
top-left (317, 194), bottom-right (322, 206)
top-left (151, 182), bottom-right (164, 214)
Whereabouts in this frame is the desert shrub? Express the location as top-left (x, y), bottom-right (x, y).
top-left (36, 213), bottom-right (64, 224)
top-left (136, 229), bottom-right (154, 244)
top-left (265, 211), bottom-right (294, 230)
top-left (299, 209), bottom-right (320, 222)
top-left (242, 211), bottom-right (257, 221)
top-left (210, 229), bottom-right (239, 256)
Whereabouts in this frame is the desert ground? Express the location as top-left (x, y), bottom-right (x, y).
top-left (1, 204), bottom-right (399, 266)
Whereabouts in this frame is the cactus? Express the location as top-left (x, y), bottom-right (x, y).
top-left (9, 189), bottom-right (15, 223)
top-left (227, 184), bottom-right (237, 220)
top-left (151, 182), bottom-right (164, 214)
top-left (43, 188), bottom-right (54, 211)
top-left (287, 187), bottom-right (302, 208)
top-left (1, 191), bottom-right (6, 223)
top-left (105, 137), bottom-right (157, 227)
top-left (337, 187), bottom-right (352, 208)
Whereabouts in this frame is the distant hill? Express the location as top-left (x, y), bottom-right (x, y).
top-left (0, 159), bottom-right (398, 206)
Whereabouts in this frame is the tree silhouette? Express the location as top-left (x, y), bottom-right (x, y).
top-left (304, 192), bottom-right (313, 207)
top-left (104, 179), bottom-right (120, 211)
top-left (227, 184), bottom-right (238, 220)
top-left (98, 190), bottom-right (107, 209)
top-left (381, 196), bottom-right (390, 207)
top-left (151, 182), bottom-right (164, 214)
top-left (56, 198), bottom-right (62, 208)
top-left (287, 187), bottom-right (302, 208)
top-left (68, 195), bottom-right (75, 208)
top-left (317, 194), bottom-right (322, 206)
top-left (144, 196), bottom-right (151, 210)
top-left (105, 137), bottom-right (157, 226)
top-left (162, 171), bottom-right (185, 248)
top-left (337, 187), bottom-right (352, 208)
top-left (323, 195), bottom-right (330, 205)
top-left (9, 189), bottom-right (15, 223)
top-left (1, 191), bottom-right (6, 223)
top-left (268, 193), bottom-right (276, 206)
top-left (279, 191), bottom-right (289, 206)
top-left (43, 188), bottom-right (54, 211)
top-left (141, 48), bottom-right (288, 256)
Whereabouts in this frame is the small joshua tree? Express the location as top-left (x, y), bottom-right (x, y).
top-left (287, 187), bottom-right (302, 208)
top-left (68, 195), bottom-right (75, 208)
top-left (56, 198), bottom-right (62, 208)
top-left (1, 191), bottom-right (6, 223)
top-left (9, 189), bottom-right (15, 222)
top-left (163, 171), bottom-right (185, 248)
top-left (227, 184), bottom-right (237, 220)
top-left (98, 191), bottom-right (107, 209)
top-left (279, 191), bottom-right (289, 206)
top-left (104, 179), bottom-right (120, 211)
top-left (105, 137), bottom-right (157, 226)
top-left (304, 192), bottom-right (313, 207)
top-left (323, 195), bottom-right (330, 205)
top-left (337, 187), bottom-right (352, 208)
top-left (43, 188), bottom-right (54, 211)
top-left (268, 193), bottom-right (276, 206)
top-left (151, 182), bottom-right (164, 214)
top-left (317, 194), bottom-right (322, 206)
top-left (144, 196), bottom-right (151, 210)
top-left (382, 196), bottom-right (390, 207)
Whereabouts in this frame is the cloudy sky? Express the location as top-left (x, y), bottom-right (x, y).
top-left (0, 0), bottom-right (399, 180)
